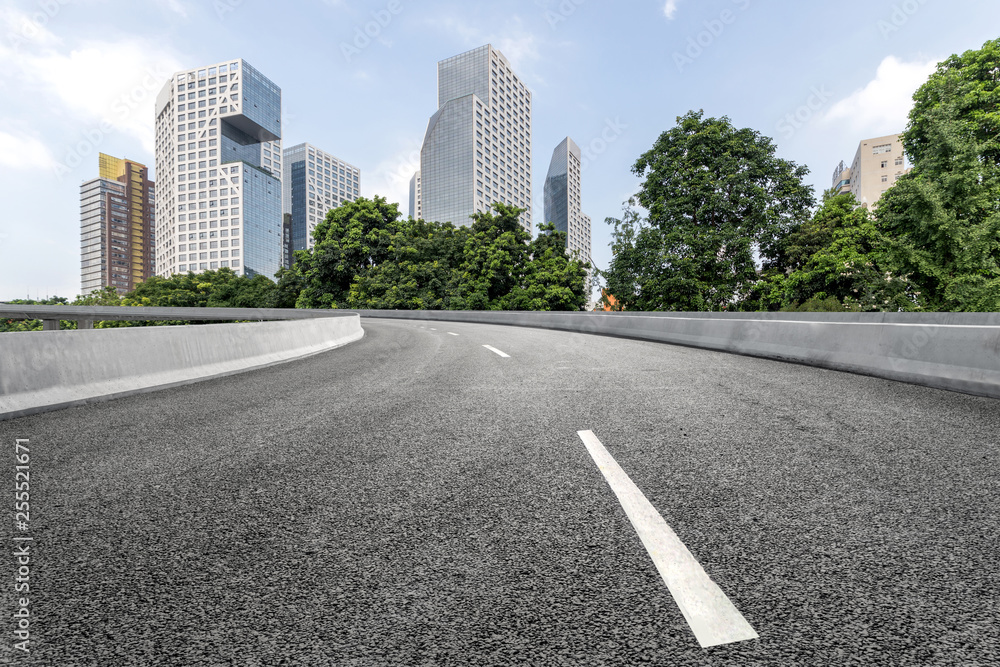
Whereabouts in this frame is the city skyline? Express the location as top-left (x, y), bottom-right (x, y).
top-left (1, 1), bottom-right (998, 299)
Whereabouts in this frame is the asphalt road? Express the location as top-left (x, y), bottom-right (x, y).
top-left (2, 318), bottom-right (998, 666)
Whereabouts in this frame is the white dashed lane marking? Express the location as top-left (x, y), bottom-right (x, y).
top-left (482, 345), bottom-right (510, 358)
top-left (577, 430), bottom-right (758, 648)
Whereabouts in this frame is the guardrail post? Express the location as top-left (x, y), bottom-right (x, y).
top-left (42, 319), bottom-right (60, 331)
top-left (77, 319), bottom-right (94, 330)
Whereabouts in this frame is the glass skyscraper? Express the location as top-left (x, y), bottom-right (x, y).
top-left (544, 137), bottom-right (592, 276)
top-left (282, 143), bottom-right (361, 257)
top-left (153, 59), bottom-right (283, 279)
top-left (420, 45), bottom-right (532, 232)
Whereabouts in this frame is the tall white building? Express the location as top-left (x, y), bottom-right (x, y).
top-left (420, 44), bottom-right (532, 232)
top-left (408, 170), bottom-right (422, 219)
top-left (153, 58), bottom-right (283, 279)
top-left (282, 143), bottom-right (360, 253)
top-left (544, 137), bottom-right (592, 280)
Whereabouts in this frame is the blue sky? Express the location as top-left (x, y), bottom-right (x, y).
top-left (0, 0), bottom-right (997, 300)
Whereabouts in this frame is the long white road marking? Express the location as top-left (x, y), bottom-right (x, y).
top-left (447, 332), bottom-right (459, 336)
top-left (482, 345), bottom-right (510, 358)
top-left (577, 430), bottom-right (758, 648)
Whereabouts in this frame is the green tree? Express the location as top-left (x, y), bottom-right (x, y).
top-left (502, 222), bottom-right (590, 311)
top-left (876, 38), bottom-right (1000, 311)
top-left (602, 111), bottom-right (814, 311)
top-left (293, 196), bottom-right (405, 308)
top-left (768, 191), bottom-right (923, 311)
top-left (346, 218), bottom-right (469, 310)
top-left (452, 203), bottom-right (533, 310)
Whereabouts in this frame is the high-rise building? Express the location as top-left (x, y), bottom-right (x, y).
top-left (282, 213), bottom-right (293, 269)
top-left (408, 170), bottom-right (422, 219)
top-left (79, 154), bottom-right (155, 296)
top-left (282, 143), bottom-right (360, 254)
top-left (153, 59), bottom-right (283, 279)
top-left (833, 133), bottom-right (910, 209)
top-left (831, 160), bottom-right (851, 195)
top-left (544, 137), bottom-right (592, 270)
top-left (420, 44), bottom-right (532, 232)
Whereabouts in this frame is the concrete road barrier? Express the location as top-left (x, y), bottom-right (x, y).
top-left (351, 310), bottom-right (1000, 400)
top-left (0, 316), bottom-right (363, 420)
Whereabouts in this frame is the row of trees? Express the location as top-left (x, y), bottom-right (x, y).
top-left (601, 37), bottom-right (999, 312)
top-left (2, 199), bottom-right (591, 331)
top-left (282, 199), bottom-right (589, 311)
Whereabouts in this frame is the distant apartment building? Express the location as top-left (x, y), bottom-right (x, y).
top-left (420, 44), bottom-right (533, 232)
top-left (282, 143), bottom-right (361, 255)
top-left (153, 58), bottom-right (283, 279)
top-left (408, 170), bottom-right (422, 219)
top-left (832, 133), bottom-right (909, 208)
top-left (544, 137), bottom-right (592, 271)
top-left (79, 153), bottom-right (155, 296)
top-left (282, 213), bottom-right (293, 269)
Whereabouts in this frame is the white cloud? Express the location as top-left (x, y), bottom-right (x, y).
top-left (822, 55), bottom-right (939, 136)
top-left (10, 40), bottom-right (183, 154)
top-left (663, 0), bottom-right (680, 19)
top-left (0, 130), bottom-right (57, 169)
top-left (363, 144), bottom-right (423, 214)
top-left (155, 0), bottom-right (189, 19)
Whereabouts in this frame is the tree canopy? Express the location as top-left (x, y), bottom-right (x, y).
top-left (601, 110), bottom-right (815, 311)
top-left (875, 38), bottom-right (1000, 311)
top-left (286, 197), bottom-right (590, 311)
top-left (761, 191), bottom-right (922, 311)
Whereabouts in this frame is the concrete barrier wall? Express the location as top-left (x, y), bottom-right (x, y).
top-left (351, 310), bottom-right (1000, 400)
top-left (0, 316), bottom-right (363, 420)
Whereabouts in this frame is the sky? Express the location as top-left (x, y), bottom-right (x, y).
top-left (0, 0), bottom-right (997, 301)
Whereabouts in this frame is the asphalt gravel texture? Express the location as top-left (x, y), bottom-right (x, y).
top-left (1, 318), bottom-right (998, 666)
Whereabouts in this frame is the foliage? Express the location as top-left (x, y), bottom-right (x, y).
top-left (287, 198), bottom-right (590, 311)
top-left (764, 192), bottom-right (923, 312)
top-left (601, 110), bottom-right (814, 311)
top-left (292, 196), bottom-right (407, 309)
top-left (876, 38), bottom-right (1000, 311)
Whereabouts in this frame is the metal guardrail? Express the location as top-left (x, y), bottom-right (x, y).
top-left (0, 304), bottom-right (355, 331)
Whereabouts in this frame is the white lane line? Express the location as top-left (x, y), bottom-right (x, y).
top-left (577, 430), bottom-right (758, 648)
top-left (448, 332), bottom-right (459, 336)
top-left (482, 345), bottom-right (510, 358)
top-left (430, 327), bottom-right (437, 331)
